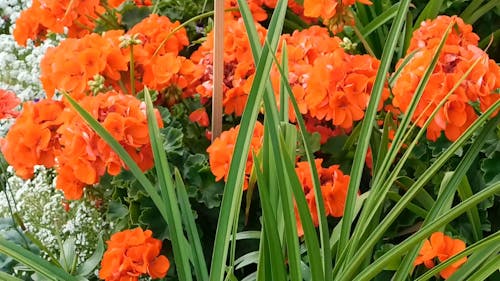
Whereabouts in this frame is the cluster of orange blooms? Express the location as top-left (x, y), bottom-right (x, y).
top-left (393, 15), bottom-right (500, 141)
top-left (127, 14), bottom-right (202, 101)
top-left (99, 227), bottom-right (170, 281)
top-left (13, 0), bottom-right (156, 47)
top-left (13, 0), bottom-right (105, 45)
top-left (1, 91), bottom-right (162, 200)
top-left (191, 16), bottom-right (268, 116)
top-left (206, 125), bottom-right (350, 236)
top-left (295, 159), bottom-right (349, 236)
top-left (206, 121), bottom-right (265, 189)
top-left (1, 99), bottom-right (64, 179)
top-left (40, 30), bottom-right (129, 100)
top-left (225, 0), bottom-right (305, 23)
top-left (192, 18), bottom-right (386, 138)
top-left (304, 0), bottom-right (372, 33)
top-left (38, 13), bottom-right (201, 105)
top-left (415, 232), bottom-right (467, 279)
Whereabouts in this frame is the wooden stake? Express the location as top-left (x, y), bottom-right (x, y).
top-left (212, 0), bottom-right (224, 141)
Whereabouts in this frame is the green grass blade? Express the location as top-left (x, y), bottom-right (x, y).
top-left (174, 168), bottom-right (209, 281)
top-left (241, 0), bottom-right (328, 278)
top-left (456, 176), bottom-right (483, 241)
top-left (209, 1), bottom-right (288, 280)
top-left (396, 176), bottom-right (435, 210)
top-left (357, 2), bottom-right (400, 41)
top-left (268, 41), bottom-right (330, 281)
top-left (0, 272), bottom-right (23, 281)
top-left (347, 22), bottom-right (458, 261)
top-left (279, 43), bottom-right (289, 123)
top-left (253, 153), bottom-right (288, 281)
top-left (460, 0), bottom-right (484, 21)
top-left (394, 112), bottom-right (500, 279)
top-left (387, 192), bottom-right (428, 218)
top-left (447, 244), bottom-right (500, 281)
top-left (144, 88), bottom-right (192, 281)
top-left (413, 0), bottom-right (444, 29)
top-left (466, 0), bottom-right (500, 24)
top-left (341, 98), bottom-right (500, 281)
top-left (255, 228), bottom-right (267, 281)
top-left (464, 251), bottom-right (500, 280)
top-left (415, 232), bottom-right (500, 281)
top-left (336, 0), bottom-right (412, 266)
top-left (0, 236), bottom-right (77, 281)
top-left (351, 180), bottom-right (500, 281)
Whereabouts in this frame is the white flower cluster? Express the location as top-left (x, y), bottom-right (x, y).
top-left (0, 166), bottom-right (109, 265)
top-left (0, 0), bottom-right (59, 136)
top-left (0, 0), bottom-right (27, 31)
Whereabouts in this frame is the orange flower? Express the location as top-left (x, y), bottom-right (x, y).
top-left (191, 17), bottom-right (267, 116)
top-left (13, 0), bottom-right (105, 45)
top-left (392, 16), bottom-right (500, 142)
top-left (1, 99), bottom-right (65, 179)
top-left (303, 0), bottom-right (372, 33)
top-left (306, 49), bottom-right (388, 130)
top-left (0, 89), bottom-right (20, 119)
top-left (225, 0), bottom-right (268, 22)
top-left (54, 91), bottom-right (162, 199)
top-left (415, 232), bottom-right (467, 279)
top-left (207, 121), bottom-right (264, 189)
top-left (40, 32), bottom-right (129, 100)
top-left (99, 228), bottom-right (170, 281)
top-left (189, 108), bottom-right (210, 127)
top-left (295, 159), bottom-right (350, 236)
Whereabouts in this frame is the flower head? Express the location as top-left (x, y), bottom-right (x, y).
top-left (99, 227), bottom-right (170, 281)
top-left (392, 16), bottom-right (500, 142)
top-left (415, 232), bottom-right (467, 279)
top-left (295, 159), bottom-right (350, 236)
top-left (207, 121), bottom-right (264, 189)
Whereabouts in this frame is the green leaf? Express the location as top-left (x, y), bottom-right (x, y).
top-left (160, 126), bottom-right (184, 157)
top-left (144, 88), bottom-right (193, 281)
top-left (336, 0), bottom-right (412, 273)
top-left (352, 181), bottom-right (500, 281)
top-left (76, 236), bottom-right (104, 277)
top-left (121, 6), bottom-right (151, 29)
top-left (0, 236), bottom-right (77, 281)
top-left (59, 237), bottom-right (76, 273)
top-left (208, 1), bottom-right (289, 280)
top-left (175, 168), bottom-right (209, 281)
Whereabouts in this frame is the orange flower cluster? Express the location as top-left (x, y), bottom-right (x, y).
top-left (127, 14), bottom-right (201, 103)
top-left (1, 99), bottom-right (65, 179)
top-left (56, 91), bottom-right (162, 199)
top-left (1, 91), bottom-right (161, 200)
top-left (271, 26), bottom-right (343, 122)
top-left (305, 42), bottom-right (388, 130)
top-left (206, 121), bottom-right (264, 189)
top-left (40, 31), bottom-right (129, 100)
top-left (225, 0), bottom-right (304, 22)
top-left (303, 0), bottom-right (372, 33)
top-left (191, 16), bottom-right (268, 116)
top-left (225, 0), bottom-right (269, 22)
top-left (415, 232), bottom-right (467, 279)
top-left (392, 16), bottom-right (500, 141)
top-left (295, 159), bottom-right (350, 236)
top-left (0, 89), bottom-right (20, 119)
top-left (13, 0), bottom-right (105, 46)
top-left (99, 227), bottom-right (170, 281)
